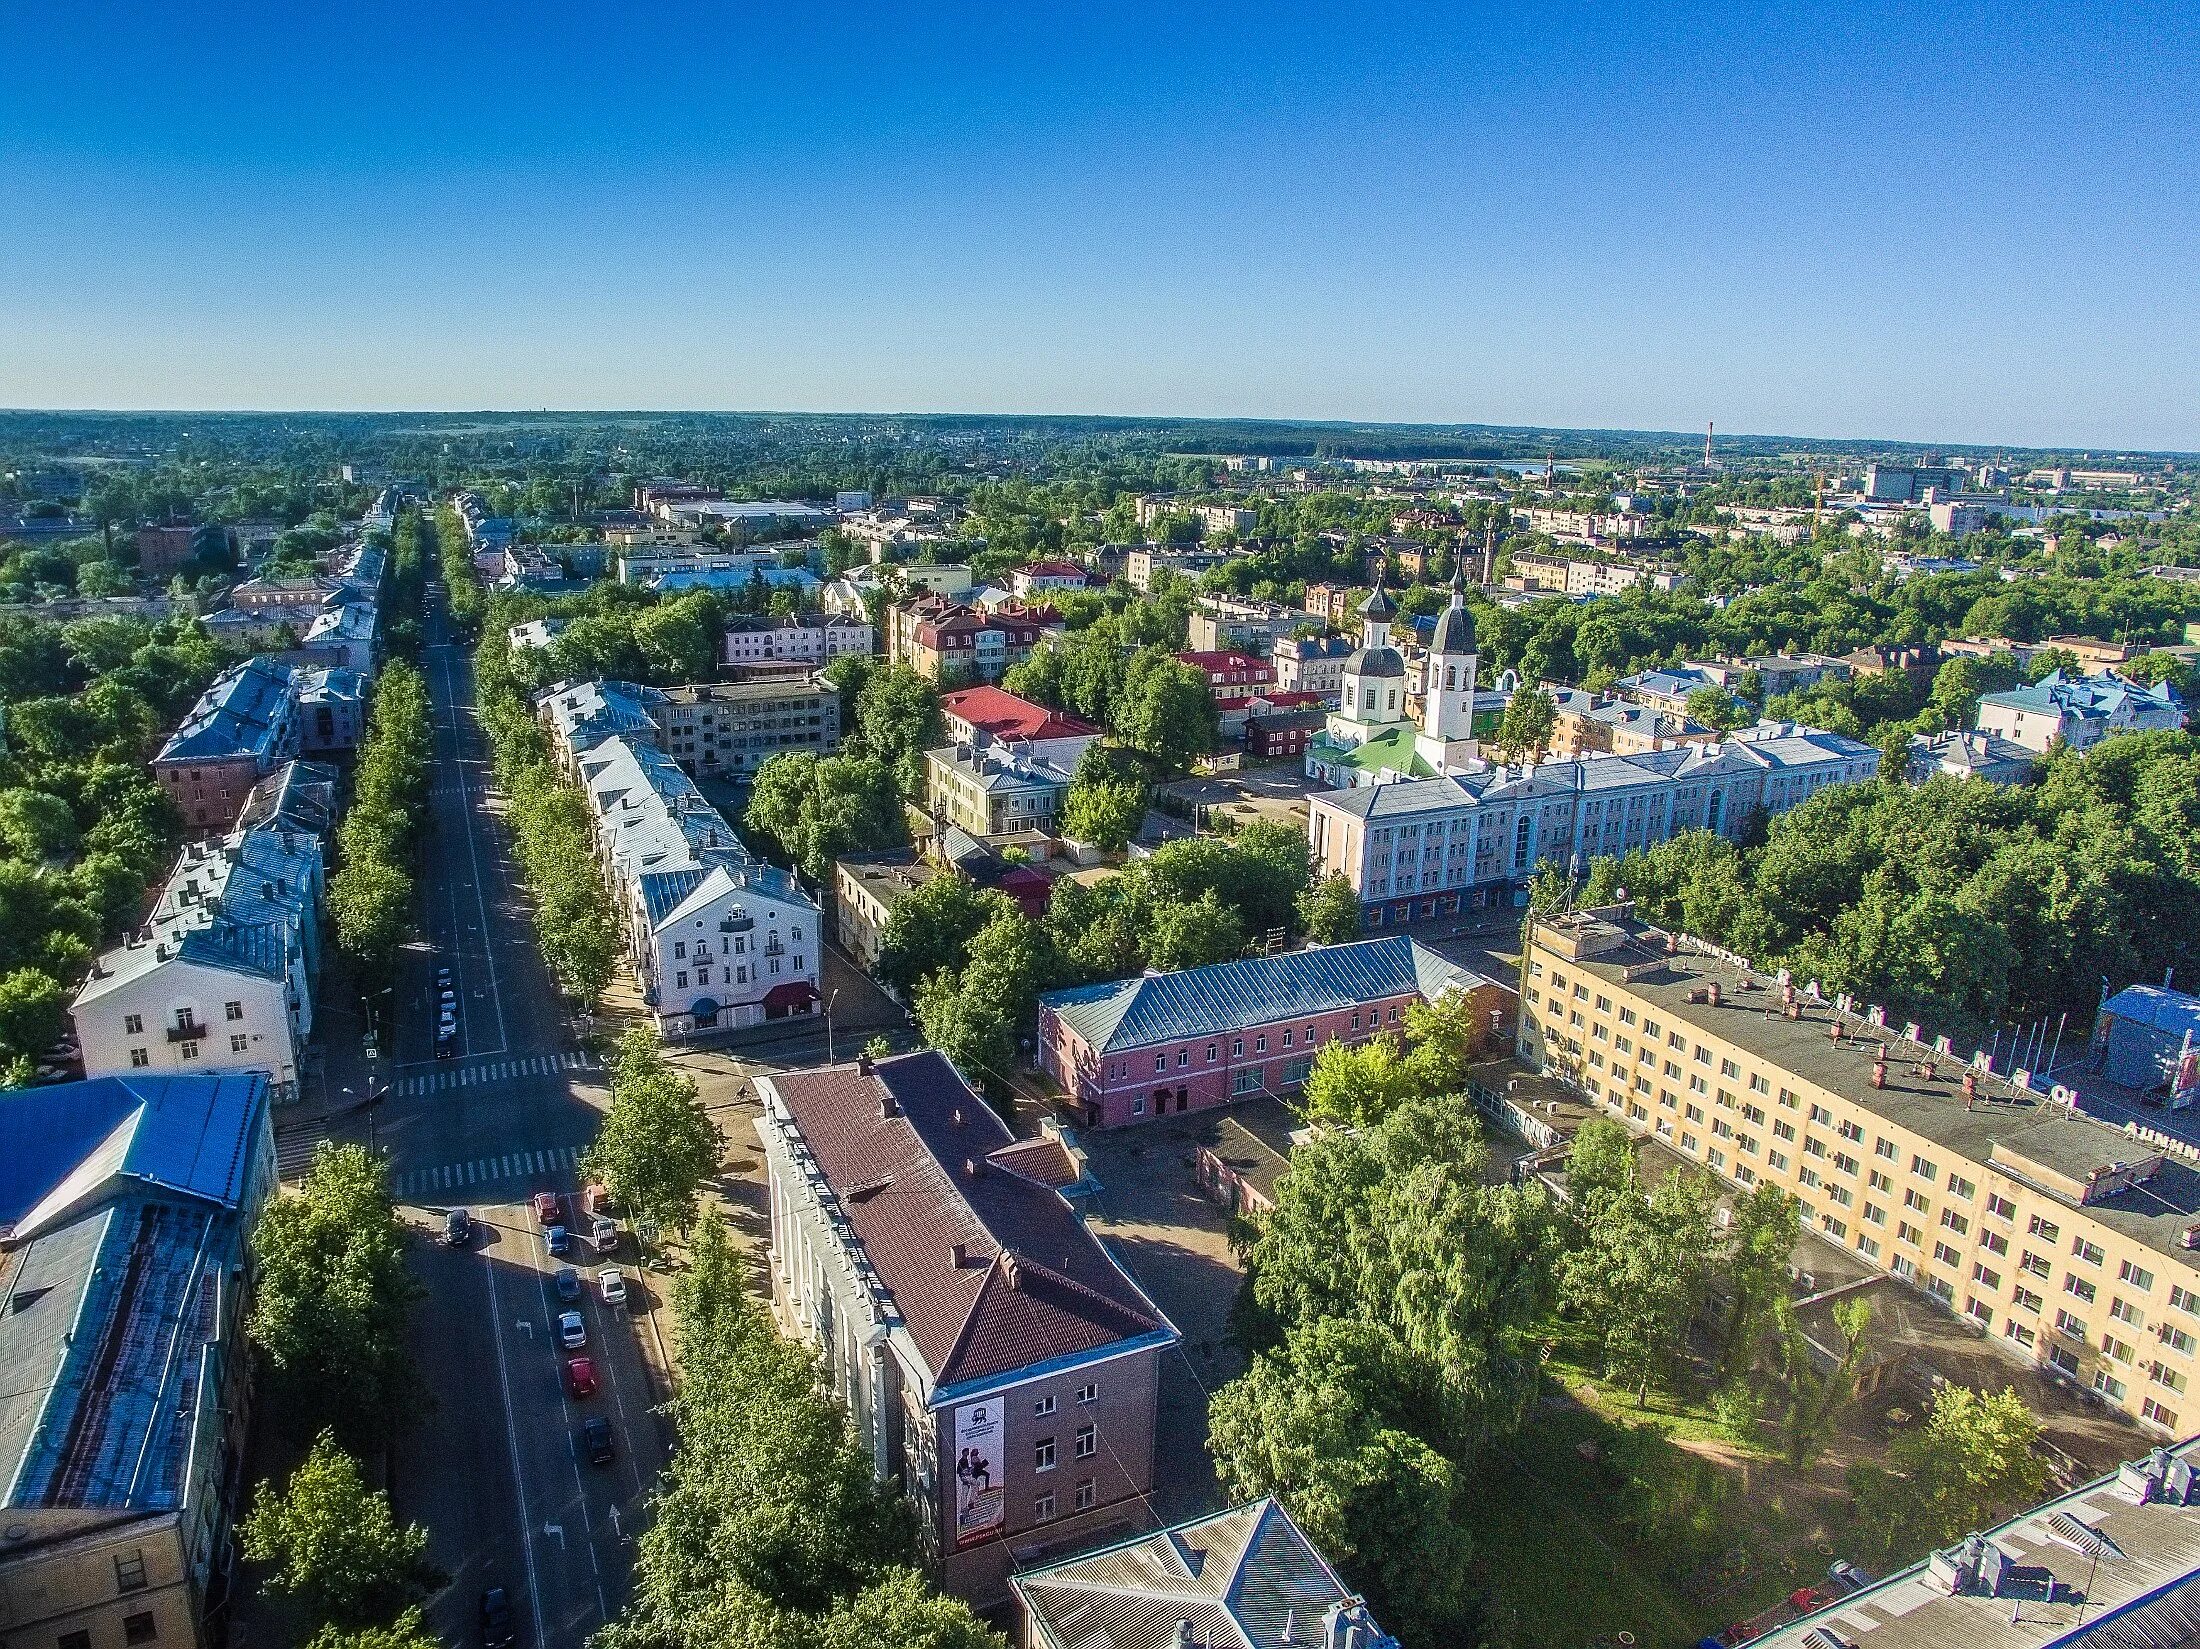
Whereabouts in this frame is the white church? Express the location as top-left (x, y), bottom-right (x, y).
top-left (1304, 567), bottom-right (1503, 788)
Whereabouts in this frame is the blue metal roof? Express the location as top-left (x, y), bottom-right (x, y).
top-left (2104, 985), bottom-right (2200, 1039)
top-left (155, 656), bottom-right (297, 764)
top-left (1040, 936), bottom-right (1486, 1053)
top-left (0, 1072), bottom-right (270, 1234)
top-left (639, 866), bottom-right (709, 926)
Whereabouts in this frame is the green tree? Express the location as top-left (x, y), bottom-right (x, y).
top-left (0, 788), bottom-right (81, 861)
top-left (248, 1145), bottom-right (418, 1445)
top-left (1145, 888), bottom-right (1246, 971)
top-left (1298, 1034), bottom-right (1417, 1128)
top-left (1561, 1150), bottom-right (1725, 1402)
top-left (1488, 683), bottom-right (1557, 764)
top-left (328, 858), bottom-right (413, 979)
top-left (853, 667), bottom-right (943, 795)
top-left (1059, 746), bottom-right (1146, 851)
top-left (1686, 685), bottom-right (1755, 732)
top-left (303, 1608), bottom-right (442, 1649)
top-left (746, 752), bottom-right (908, 884)
top-left (241, 1432), bottom-right (441, 1631)
top-left (0, 965), bottom-right (67, 1065)
top-left (1775, 1295), bottom-right (1873, 1471)
top-left (583, 1030), bottom-right (720, 1233)
top-left (875, 878), bottom-right (1002, 999)
top-left (1718, 1181), bottom-right (1802, 1384)
top-left (1847, 1386), bottom-right (2046, 1564)
top-left (1114, 655), bottom-right (1215, 770)
top-left (1297, 873), bottom-right (1363, 944)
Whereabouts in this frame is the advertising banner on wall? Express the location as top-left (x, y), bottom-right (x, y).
top-left (951, 1398), bottom-right (1005, 1548)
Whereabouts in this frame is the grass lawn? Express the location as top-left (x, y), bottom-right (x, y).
top-left (1458, 1359), bottom-right (1864, 1649)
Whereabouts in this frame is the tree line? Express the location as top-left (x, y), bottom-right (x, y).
top-left (327, 661), bottom-right (433, 984)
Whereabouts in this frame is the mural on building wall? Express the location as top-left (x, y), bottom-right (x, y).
top-left (952, 1399), bottom-right (1005, 1547)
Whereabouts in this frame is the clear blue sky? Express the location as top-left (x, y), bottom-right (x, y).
top-left (4, 1), bottom-right (2197, 449)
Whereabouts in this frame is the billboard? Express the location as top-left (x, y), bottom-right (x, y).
top-left (951, 1398), bottom-right (1005, 1548)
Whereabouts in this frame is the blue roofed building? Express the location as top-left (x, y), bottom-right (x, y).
top-left (1037, 935), bottom-right (1512, 1127)
top-left (2094, 984), bottom-right (2200, 1103)
top-left (1975, 668), bottom-right (2185, 753)
top-left (150, 658), bottom-right (302, 835)
top-left (1012, 1497), bottom-right (1395, 1649)
top-left (0, 1072), bottom-right (273, 1649)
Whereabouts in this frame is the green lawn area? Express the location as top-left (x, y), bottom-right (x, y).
top-left (1459, 1365), bottom-right (1860, 1649)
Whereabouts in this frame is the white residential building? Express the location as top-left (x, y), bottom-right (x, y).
top-left (721, 612), bottom-right (874, 669)
top-left (1975, 669), bottom-right (2185, 752)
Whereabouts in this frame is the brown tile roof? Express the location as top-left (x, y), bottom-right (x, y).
top-left (768, 1052), bottom-right (1172, 1390)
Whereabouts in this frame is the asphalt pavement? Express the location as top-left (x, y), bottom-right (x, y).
top-left (326, 584), bottom-right (669, 1649)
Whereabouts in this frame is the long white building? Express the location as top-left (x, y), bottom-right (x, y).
top-left (1308, 722), bottom-right (1880, 930)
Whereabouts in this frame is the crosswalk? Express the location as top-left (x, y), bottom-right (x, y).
top-left (393, 1145), bottom-right (582, 1200)
top-left (390, 1050), bottom-right (594, 1096)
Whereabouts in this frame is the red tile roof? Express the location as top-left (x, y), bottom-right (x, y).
top-left (940, 685), bottom-right (1101, 742)
top-left (766, 1052), bottom-right (1171, 1389)
top-left (1175, 650), bottom-right (1274, 675)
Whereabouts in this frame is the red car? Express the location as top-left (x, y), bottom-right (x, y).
top-left (532, 1192), bottom-right (561, 1227)
top-left (564, 1356), bottom-right (597, 1398)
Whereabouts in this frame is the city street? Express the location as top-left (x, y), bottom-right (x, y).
top-left (282, 580), bottom-right (670, 1649)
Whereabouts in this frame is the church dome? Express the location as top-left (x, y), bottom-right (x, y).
top-left (1431, 602), bottom-right (1476, 656)
top-left (1346, 645), bottom-right (1406, 679)
top-left (1357, 586), bottom-right (1396, 622)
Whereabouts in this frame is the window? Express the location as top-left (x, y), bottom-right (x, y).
top-left (1874, 1137), bottom-right (1897, 1161)
top-left (224, 1000), bottom-right (243, 1021)
top-left (1075, 1478), bottom-right (1097, 1511)
top-left (1773, 1119), bottom-right (1796, 1142)
top-left (1863, 1202), bottom-right (1886, 1226)
top-left (1911, 1155), bottom-right (1937, 1182)
top-left (1035, 1437), bottom-right (1056, 1472)
top-left (1868, 1168), bottom-right (1891, 1193)
top-left (1809, 1103), bottom-right (1833, 1127)
top-left (2112, 1296), bottom-right (2145, 1327)
top-left (2096, 1370), bottom-right (2128, 1402)
top-left (1254, 1035), bottom-right (1266, 1054)
top-left (1987, 1193), bottom-right (2017, 1220)
top-left (1131, 1096), bottom-right (1146, 1117)
top-left (130, 1047), bottom-right (150, 1068)
top-left (2072, 1237), bottom-right (2106, 1267)
top-left (1155, 1053), bottom-right (1166, 1074)
top-left (1856, 1234), bottom-right (1881, 1260)
top-left (1980, 1228), bottom-right (2008, 1256)
top-left (1206, 1043), bottom-right (1218, 1063)
top-left (230, 1035), bottom-right (248, 1053)
top-left (2154, 1364), bottom-right (2189, 1394)
top-left (1838, 1120), bottom-right (1864, 1144)
top-left (2014, 1285), bottom-right (2044, 1313)
top-left (1176, 1049), bottom-right (1189, 1068)
top-left (1940, 1209), bottom-right (1969, 1236)
top-left (2021, 1250), bottom-right (2051, 1278)
top-left (115, 1549), bottom-right (148, 1592)
top-left (59, 1634), bottom-right (91, 1649)
top-left (124, 1618), bottom-right (157, 1647)
top-left (1896, 1220), bottom-right (1923, 1247)
top-left (2174, 1284), bottom-right (2200, 1316)
top-left (2028, 1214), bottom-right (2061, 1243)
top-left (1034, 1492), bottom-right (1056, 1520)
top-left (1947, 1174), bottom-right (1975, 1200)
top-left (1904, 1188), bottom-right (1930, 1213)
top-left (2121, 1260), bottom-right (2156, 1291)
top-left (1034, 1395), bottom-right (1056, 1416)
top-left (1933, 1241), bottom-right (1963, 1269)
top-left (1077, 1382), bottom-right (1097, 1404)
top-left (2055, 1309), bottom-right (2089, 1341)
top-left (2067, 1275), bottom-right (2098, 1304)
top-left (2166, 1325), bottom-right (2197, 1357)
top-left (179, 1041), bottom-right (197, 1061)
top-left (1720, 1057), bottom-right (1740, 1079)
top-left (123, 1013), bottom-right (143, 1035)
top-left (1972, 1262), bottom-right (2001, 1290)
top-left (2048, 1344), bottom-right (2080, 1378)
top-left (2144, 1397), bottom-right (2180, 1429)
top-left (1075, 1424), bottom-right (1096, 1459)
top-left (2105, 1335), bottom-right (2136, 1364)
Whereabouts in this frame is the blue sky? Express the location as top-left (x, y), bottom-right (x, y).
top-left (4, 1), bottom-right (2197, 449)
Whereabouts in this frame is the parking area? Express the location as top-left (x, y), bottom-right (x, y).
top-left (1076, 1115), bottom-right (1255, 1523)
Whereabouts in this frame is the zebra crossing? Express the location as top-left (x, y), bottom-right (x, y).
top-left (275, 1131), bottom-right (340, 1179)
top-left (390, 1050), bottom-right (594, 1096)
top-left (393, 1145), bottom-right (582, 1200)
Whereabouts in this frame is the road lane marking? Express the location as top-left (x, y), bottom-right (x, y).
top-left (435, 647), bottom-right (511, 1055)
top-left (478, 1226), bottom-right (550, 1649)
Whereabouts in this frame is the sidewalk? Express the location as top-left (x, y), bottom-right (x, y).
top-left (278, 936), bottom-right (382, 1136)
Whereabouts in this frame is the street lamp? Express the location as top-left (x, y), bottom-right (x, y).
top-left (824, 988), bottom-right (841, 1062)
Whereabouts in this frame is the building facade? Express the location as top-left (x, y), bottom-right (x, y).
top-left (938, 686), bottom-right (1103, 771)
top-left (151, 658), bottom-right (303, 834)
top-left (1975, 669), bottom-right (2184, 753)
top-left (923, 743), bottom-right (1074, 839)
top-left (721, 612), bottom-right (874, 670)
top-left (755, 1052), bottom-right (1176, 1606)
top-left (1520, 907), bottom-right (2200, 1435)
top-left (889, 596), bottom-right (1060, 684)
top-left (647, 678), bottom-right (842, 776)
top-left (1037, 936), bottom-right (1508, 1128)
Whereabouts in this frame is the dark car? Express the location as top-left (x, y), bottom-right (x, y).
top-left (581, 1416), bottom-right (615, 1466)
top-left (436, 1026), bottom-right (456, 1060)
top-left (480, 1586), bottom-right (515, 1649)
top-left (545, 1224), bottom-right (570, 1258)
top-left (553, 1265), bottom-right (581, 1302)
top-left (442, 1208), bottom-right (472, 1247)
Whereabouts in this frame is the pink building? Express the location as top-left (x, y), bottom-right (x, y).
top-left (1175, 649), bottom-right (1277, 704)
top-left (1036, 935), bottom-right (1511, 1128)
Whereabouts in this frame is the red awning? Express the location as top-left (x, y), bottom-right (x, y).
top-left (763, 981), bottom-right (821, 1011)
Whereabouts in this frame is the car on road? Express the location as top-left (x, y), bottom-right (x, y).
top-left (590, 1215), bottom-right (618, 1254)
top-left (581, 1416), bottom-right (615, 1466)
top-left (564, 1355), bottom-right (597, 1397)
top-left (442, 1208), bottom-right (472, 1247)
top-left (599, 1267), bottom-right (628, 1308)
top-left (479, 1587), bottom-right (515, 1649)
top-left (436, 1026), bottom-right (456, 1060)
top-left (557, 1310), bottom-right (586, 1349)
top-left (544, 1224), bottom-right (570, 1258)
top-left (532, 1192), bottom-right (561, 1226)
top-left (553, 1265), bottom-right (581, 1302)
top-left (436, 965), bottom-right (454, 991)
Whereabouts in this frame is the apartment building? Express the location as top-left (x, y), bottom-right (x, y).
top-left (754, 1051), bottom-right (1176, 1606)
top-left (1187, 594), bottom-right (1301, 657)
top-left (923, 743), bottom-right (1074, 839)
top-left (0, 1073), bottom-right (274, 1649)
top-left (1123, 546), bottom-right (1229, 591)
top-left (721, 612), bottom-right (873, 670)
top-left (1519, 907), bottom-right (2200, 1435)
top-left (1007, 560), bottom-right (1094, 598)
top-left (1975, 669), bottom-right (2184, 753)
top-left (1547, 690), bottom-right (1716, 759)
top-left (649, 677), bottom-right (842, 776)
top-left (1272, 631), bottom-right (1352, 699)
top-left (1302, 583), bottom-right (1361, 627)
top-left (573, 736), bottom-right (822, 1033)
top-left (1306, 724), bottom-right (1880, 929)
top-left (889, 596), bottom-right (1060, 684)
top-left (1038, 936), bottom-right (1507, 1128)
top-left (151, 658), bottom-right (303, 834)
top-left (831, 850), bottom-right (945, 972)
top-left (1175, 649), bottom-right (1277, 704)
top-left (71, 794), bottom-right (328, 1100)
top-left (1133, 497), bottom-right (1257, 537)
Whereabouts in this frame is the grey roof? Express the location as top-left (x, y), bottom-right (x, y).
top-left (76, 825), bottom-right (322, 1005)
top-left (1015, 1497), bottom-right (1390, 1649)
top-left (1356, 585), bottom-right (1395, 620)
top-left (154, 656), bottom-right (297, 764)
top-left (1041, 936), bottom-right (1487, 1054)
top-left (1344, 645), bottom-right (1406, 679)
top-left (1430, 598), bottom-right (1476, 656)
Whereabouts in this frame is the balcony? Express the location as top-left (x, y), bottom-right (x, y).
top-left (166, 1020), bottom-right (206, 1044)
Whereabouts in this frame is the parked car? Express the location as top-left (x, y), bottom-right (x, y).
top-left (553, 1265), bottom-right (581, 1302)
top-left (479, 1587), bottom-right (515, 1649)
top-left (436, 965), bottom-right (455, 991)
top-left (545, 1224), bottom-right (570, 1258)
top-left (532, 1192), bottom-right (561, 1226)
top-left (436, 1026), bottom-right (457, 1060)
top-left (557, 1310), bottom-right (585, 1349)
top-left (590, 1215), bottom-right (618, 1255)
top-left (564, 1356), bottom-right (597, 1398)
top-left (599, 1267), bottom-right (628, 1308)
top-left (442, 1208), bottom-right (472, 1247)
top-left (581, 1416), bottom-right (615, 1466)
top-left (584, 1181), bottom-right (611, 1216)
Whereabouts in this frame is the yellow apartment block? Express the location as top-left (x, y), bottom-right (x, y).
top-left (1520, 907), bottom-right (2200, 1436)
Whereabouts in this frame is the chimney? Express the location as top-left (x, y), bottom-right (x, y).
top-left (950, 1241), bottom-right (967, 1268)
top-left (964, 1155), bottom-right (983, 1180)
top-left (858, 1050), bottom-right (875, 1079)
